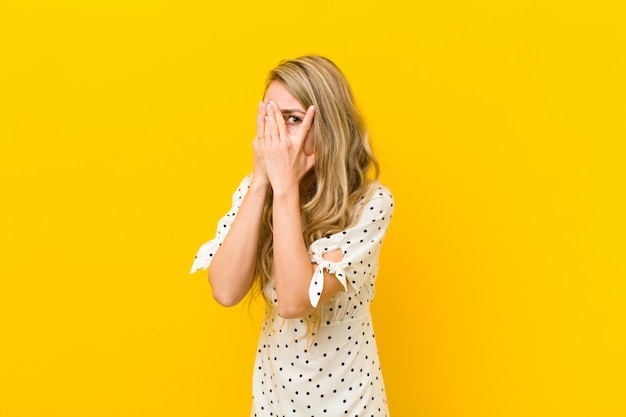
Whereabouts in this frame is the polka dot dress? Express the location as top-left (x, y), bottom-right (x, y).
top-left (191, 174), bottom-right (394, 416)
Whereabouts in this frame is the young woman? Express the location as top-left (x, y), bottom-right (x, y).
top-left (191, 55), bottom-right (394, 416)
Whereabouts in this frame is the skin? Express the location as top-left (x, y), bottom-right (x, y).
top-left (207, 81), bottom-right (344, 318)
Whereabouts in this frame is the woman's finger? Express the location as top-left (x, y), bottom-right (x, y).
top-left (265, 102), bottom-right (283, 144)
top-left (268, 100), bottom-right (289, 142)
top-left (264, 103), bottom-right (273, 144)
top-left (256, 101), bottom-right (266, 141)
top-left (293, 105), bottom-right (315, 149)
top-left (300, 105), bottom-right (315, 137)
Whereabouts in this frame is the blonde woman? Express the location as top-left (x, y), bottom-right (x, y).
top-left (191, 55), bottom-right (394, 416)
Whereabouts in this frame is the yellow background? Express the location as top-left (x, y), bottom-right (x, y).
top-left (1, 1), bottom-right (624, 416)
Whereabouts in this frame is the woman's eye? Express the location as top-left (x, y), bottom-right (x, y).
top-left (286, 115), bottom-right (302, 124)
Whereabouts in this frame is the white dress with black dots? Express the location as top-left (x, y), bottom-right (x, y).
top-left (191, 174), bottom-right (394, 417)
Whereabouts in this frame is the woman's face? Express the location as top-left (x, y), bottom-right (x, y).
top-left (264, 81), bottom-right (315, 156)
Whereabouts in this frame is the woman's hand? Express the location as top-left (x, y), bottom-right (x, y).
top-left (252, 100), bottom-right (270, 188)
top-left (258, 100), bottom-right (315, 194)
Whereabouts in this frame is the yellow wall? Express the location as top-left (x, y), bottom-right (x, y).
top-left (1, 1), bottom-right (624, 416)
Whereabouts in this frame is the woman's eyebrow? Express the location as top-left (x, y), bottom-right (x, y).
top-left (280, 109), bottom-right (306, 115)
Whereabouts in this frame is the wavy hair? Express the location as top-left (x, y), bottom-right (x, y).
top-left (254, 55), bottom-right (379, 334)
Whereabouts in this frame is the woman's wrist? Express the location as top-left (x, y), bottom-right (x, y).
top-left (270, 181), bottom-right (300, 200)
top-left (250, 173), bottom-right (270, 192)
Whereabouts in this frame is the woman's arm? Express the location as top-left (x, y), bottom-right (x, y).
top-left (207, 176), bottom-right (268, 306)
top-left (207, 102), bottom-right (271, 306)
top-left (271, 188), bottom-right (345, 318)
top-left (261, 101), bottom-right (344, 318)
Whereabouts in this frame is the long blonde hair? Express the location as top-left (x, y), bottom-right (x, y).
top-left (255, 55), bottom-right (380, 332)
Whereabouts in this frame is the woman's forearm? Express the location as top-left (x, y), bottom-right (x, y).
top-left (208, 177), bottom-right (268, 306)
top-left (271, 185), bottom-right (317, 318)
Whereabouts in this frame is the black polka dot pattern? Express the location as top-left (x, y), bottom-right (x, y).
top-left (308, 185), bottom-right (394, 312)
top-left (191, 175), bottom-right (393, 416)
top-left (252, 314), bottom-right (389, 416)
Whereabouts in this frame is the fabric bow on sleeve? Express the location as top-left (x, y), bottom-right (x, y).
top-left (308, 252), bottom-right (348, 308)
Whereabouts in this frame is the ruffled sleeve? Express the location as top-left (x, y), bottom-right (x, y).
top-left (190, 174), bottom-right (252, 274)
top-left (307, 184), bottom-right (394, 307)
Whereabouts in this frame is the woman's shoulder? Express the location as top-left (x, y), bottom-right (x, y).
top-left (239, 173), bottom-right (253, 189)
top-left (349, 181), bottom-right (394, 225)
top-left (230, 173), bottom-right (253, 195)
top-left (358, 181), bottom-right (394, 208)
